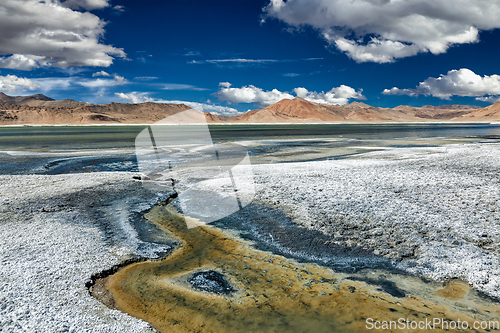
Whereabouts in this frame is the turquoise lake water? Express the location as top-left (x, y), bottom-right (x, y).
top-left (0, 123), bottom-right (499, 151)
top-left (1, 123), bottom-right (499, 175)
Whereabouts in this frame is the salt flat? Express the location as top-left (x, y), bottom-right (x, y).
top-left (1, 141), bottom-right (499, 332)
top-left (254, 142), bottom-right (500, 298)
top-left (0, 172), bottom-right (172, 332)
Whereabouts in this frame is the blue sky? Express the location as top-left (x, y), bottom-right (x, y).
top-left (0, 0), bottom-right (499, 114)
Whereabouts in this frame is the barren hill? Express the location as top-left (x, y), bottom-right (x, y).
top-left (452, 102), bottom-right (500, 121)
top-left (0, 94), bottom-right (194, 124)
top-left (0, 93), bottom-right (88, 108)
top-left (0, 93), bottom-right (498, 125)
top-left (233, 97), bottom-right (348, 122)
top-left (231, 97), bottom-right (485, 123)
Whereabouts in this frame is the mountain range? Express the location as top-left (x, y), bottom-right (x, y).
top-left (0, 93), bottom-right (499, 125)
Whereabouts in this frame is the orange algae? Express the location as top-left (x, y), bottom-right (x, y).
top-left (105, 204), bottom-right (500, 333)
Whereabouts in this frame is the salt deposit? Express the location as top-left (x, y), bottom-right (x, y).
top-left (0, 173), bottom-right (169, 332)
top-left (254, 142), bottom-right (500, 298)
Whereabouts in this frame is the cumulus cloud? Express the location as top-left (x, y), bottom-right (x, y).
top-left (114, 92), bottom-right (241, 115)
top-left (0, 74), bottom-right (40, 94)
top-left (382, 68), bottom-right (500, 102)
top-left (177, 101), bottom-right (240, 115)
top-left (112, 5), bottom-right (126, 13)
top-left (92, 71), bottom-right (111, 77)
top-left (214, 83), bottom-right (294, 106)
top-left (0, 54), bottom-right (46, 71)
top-left (215, 82), bottom-right (364, 106)
top-left (62, 0), bottom-right (110, 10)
top-left (115, 92), bottom-right (154, 104)
top-left (78, 74), bottom-right (126, 88)
top-left (0, 0), bottom-right (125, 70)
top-left (0, 73), bottom-right (127, 96)
top-left (293, 85), bottom-right (365, 105)
top-left (263, 0), bottom-right (500, 63)
top-left (476, 96), bottom-right (500, 104)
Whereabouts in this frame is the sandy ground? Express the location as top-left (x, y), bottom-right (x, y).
top-left (0, 172), bottom-right (172, 332)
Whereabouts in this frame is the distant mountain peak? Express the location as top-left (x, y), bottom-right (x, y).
top-left (345, 101), bottom-right (371, 108)
top-left (0, 92), bottom-right (54, 104)
top-left (29, 94), bottom-right (54, 101)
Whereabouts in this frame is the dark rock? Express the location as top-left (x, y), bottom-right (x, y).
top-left (188, 270), bottom-right (235, 295)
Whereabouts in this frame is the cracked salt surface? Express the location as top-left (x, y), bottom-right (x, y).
top-left (254, 142), bottom-right (500, 299)
top-left (0, 173), bottom-right (166, 332)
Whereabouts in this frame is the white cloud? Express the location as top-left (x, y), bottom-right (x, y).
top-left (176, 101), bottom-right (240, 115)
top-left (0, 73), bottom-right (127, 95)
top-left (92, 71), bottom-right (111, 77)
top-left (112, 5), bottom-right (126, 13)
top-left (199, 58), bottom-right (279, 64)
top-left (115, 92), bottom-right (154, 104)
top-left (0, 0), bottom-right (125, 70)
top-left (62, 0), bottom-right (110, 10)
top-left (31, 77), bottom-right (74, 92)
top-left (215, 84), bottom-right (294, 106)
top-left (476, 96), bottom-right (500, 104)
top-left (293, 85), bottom-right (365, 105)
top-left (0, 74), bottom-right (40, 94)
top-left (114, 92), bottom-right (241, 115)
top-left (263, 0), bottom-right (500, 63)
top-left (0, 54), bottom-right (47, 71)
top-left (190, 57), bottom-right (322, 66)
top-left (162, 84), bottom-right (207, 91)
top-left (382, 68), bottom-right (500, 102)
top-left (219, 82), bottom-right (232, 88)
top-left (134, 76), bottom-right (158, 81)
top-left (215, 82), bottom-right (364, 106)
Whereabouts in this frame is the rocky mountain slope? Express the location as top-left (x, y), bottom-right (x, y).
top-left (231, 97), bottom-right (483, 123)
top-left (0, 93), bottom-right (497, 125)
top-left (0, 94), bottom-right (202, 124)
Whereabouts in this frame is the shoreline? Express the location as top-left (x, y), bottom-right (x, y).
top-left (0, 121), bottom-right (498, 127)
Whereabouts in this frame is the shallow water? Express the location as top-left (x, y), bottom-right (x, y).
top-left (1, 123), bottom-right (499, 151)
top-left (2, 123), bottom-right (500, 175)
top-left (105, 202), bottom-right (500, 333)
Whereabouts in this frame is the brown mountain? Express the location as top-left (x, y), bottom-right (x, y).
top-left (231, 97), bottom-right (484, 123)
top-left (0, 93), bottom-right (87, 108)
top-left (0, 96), bottom-right (191, 124)
top-left (232, 97), bottom-right (347, 122)
top-left (452, 101), bottom-right (500, 121)
top-left (0, 92), bottom-right (54, 104)
top-left (0, 93), bottom-right (498, 125)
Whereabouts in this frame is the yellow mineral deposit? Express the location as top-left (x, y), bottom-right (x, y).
top-left (105, 204), bottom-right (500, 333)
